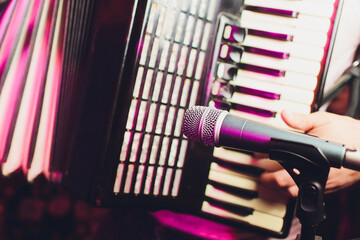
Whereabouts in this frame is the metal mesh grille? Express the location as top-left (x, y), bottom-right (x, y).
top-left (181, 105), bottom-right (207, 142)
top-left (201, 107), bottom-right (222, 146)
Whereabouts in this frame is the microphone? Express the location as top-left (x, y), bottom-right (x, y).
top-left (182, 106), bottom-right (360, 171)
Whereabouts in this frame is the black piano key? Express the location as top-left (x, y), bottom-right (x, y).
top-left (214, 158), bottom-right (264, 176)
top-left (233, 85), bottom-right (281, 100)
top-left (231, 103), bottom-right (276, 118)
top-left (205, 197), bottom-right (254, 216)
top-left (248, 29), bottom-right (293, 41)
top-left (210, 99), bottom-right (232, 111)
top-left (244, 5), bottom-right (299, 18)
top-left (243, 46), bottom-right (290, 59)
top-left (209, 180), bottom-right (259, 200)
top-left (238, 63), bottom-right (285, 77)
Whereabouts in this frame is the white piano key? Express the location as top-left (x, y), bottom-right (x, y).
top-left (133, 67), bottom-right (144, 98)
top-left (241, 10), bottom-right (331, 33)
top-left (146, 3), bottom-right (158, 33)
top-left (168, 139), bottom-right (179, 167)
top-left (143, 69), bottom-right (154, 99)
top-left (202, 201), bottom-right (284, 233)
top-left (140, 134), bottom-right (151, 163)
top-left (244, 0), bottom-right (335, 18)
top-left (139, 34), bottom-right (151, 65)
top-left (135, 101), bottom-right (147, 131)
top-left (198, 0), bottom-right (208, 18)
top-left (177, 46), bottom-right (189, 75)
top-left (159, 137), bottom-right (169, 166)
top-left (146, 103), bottom-right (157, 132)
top-left (186, 48), bottom-right (197, 77)
top-left (206, 0), bottom-right (218, 21)
top-left (201, 22), bottom-right (212, 50)
top-left (149, 136), bottom-right (160, 164)
top-left (205, 185), bottom-right (287, 217)
top-left (174, 109), bottom-right (185, 137)
top-left (229, 92), bottom-right (311, 115)
top-left (162, 168), bottom-right (173, 196)
top-left (230, 78), bottom-right (315, 105)
top-left (175, 13), bottom-right (186, 42)
top-left (177, 139), bottom-right (188, 168)
top-left (196, 51), bottom-right (206, 79)
top-left (124, 164), bottom-right (135, 194)
top-left (189, 80), bottom-right (200, 107)
top-left (240, 52), bottom-right (321, 76)
top-left (153, 166), bottom-right (164, 196)
top-left (192, 19), bottom-right (204, 48)
top-left (155, 105), bottom-right (166, 134)
top-left (184, 15), bottom-right (195, 46)
top-left (180, 79), bottom-right (191, 107)
top-left (152, 71), bottom-right (163, 101)
top-left (162, 74), bottom-right (173, 103)
top-left (171, 76), bottom-right (182, 105)
top-left (144, 166), bottom-right (155, 195)
top-left (210, 162), bottom-right (257, 181)
top-left (129, 133), bottom-right (141, 162)
top-left (164, 9), bottom-right (176, 40)
top-left (208, 167), bottom-right (258, 192)
top-left (149, 38), bottom-right (160, 68)
top-left (119, 131), bottom-right (131, 161)
top-left (134, 165), bottom-right (145, 195)
top-left (113, 163), bottom-right (125, 194)
top-left (155, 6), bottom-right (166, 36)
top-left (236, 69), bottom-right (318, 91)
top-left (171, 169), bottom-right (182, 197)
top-left (242, 35), bottom-right (325, 61)
top-left (240, 19), bottom-right (328, 47)
top-left (165, 106), bottom-right (176, 135)
top-left (168, 43), bottom-right (179, 73)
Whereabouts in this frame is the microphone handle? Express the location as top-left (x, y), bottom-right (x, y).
top-left (217, 114), bottom-right (347, 169)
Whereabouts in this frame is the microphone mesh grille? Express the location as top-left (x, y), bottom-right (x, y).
top-left (182, 106), bottom-right (223, 146)
top-left (182, 106), bottom-right (206, 142)
top-left (201, 107), bottom-right (222, 146)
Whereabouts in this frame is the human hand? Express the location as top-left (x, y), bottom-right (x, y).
top-left (259, 110), bottom-right (360, 197)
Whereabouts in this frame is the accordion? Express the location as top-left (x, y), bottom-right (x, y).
top-left (0, 0), bottom-right (346, 238)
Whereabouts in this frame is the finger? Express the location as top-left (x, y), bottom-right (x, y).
top-left (287, 185), bottom-right (299, 198)
top-left (260, 169), bottom-right (295, 189)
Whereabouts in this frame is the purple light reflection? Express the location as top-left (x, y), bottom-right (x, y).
top-left (235, 86), bottom-right (280, 100)
top-left (248, 29), bottom-right (293, 41)
top-left (239, 63), bottom-right (285, 77)
top-left (244, 46), bottom-right (290, 59)
top-left (245, 5), bottom-right (299, 18)
top-left (231, 103), bottom-right (276, 118)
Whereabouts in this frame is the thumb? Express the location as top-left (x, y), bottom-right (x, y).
top-left (281, 110), bottom-right (328, 132)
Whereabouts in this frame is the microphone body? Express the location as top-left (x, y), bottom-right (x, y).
top-left (182, 106), bottom-right (359, 171)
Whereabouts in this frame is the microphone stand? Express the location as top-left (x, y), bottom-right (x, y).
top-left (269, 139), bottom-right (330, 240)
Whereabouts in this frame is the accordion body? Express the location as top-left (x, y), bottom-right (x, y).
top-left (0, 0), bottom-right (345, 238)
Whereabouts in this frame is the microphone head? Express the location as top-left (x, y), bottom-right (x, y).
top-left (182, 106), bottom-right (227, 146)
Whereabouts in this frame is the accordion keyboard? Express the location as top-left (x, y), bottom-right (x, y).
top-left (205, 0), bottom-right (341, 234)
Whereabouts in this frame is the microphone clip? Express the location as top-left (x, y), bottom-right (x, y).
top-left (269, 138), bottom-right (330, 240)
